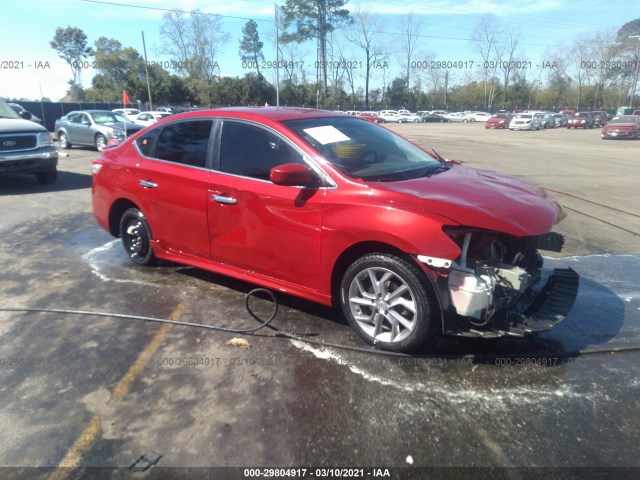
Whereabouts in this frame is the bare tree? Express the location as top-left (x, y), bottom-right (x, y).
top-left (399, 12), bottom-right (423, 91)
top-left (589, 30), bottom-right (618, 108)
top-left (159, 9), bottom-right (229, 105)
top-left (567, 35), bottom-right (594, 109)
top-left (343, 3), bottom-right (387, 109)
top-left (471, 16), bottom-right (501, 110)
top-left (497, 28), bottom-right (526, 105)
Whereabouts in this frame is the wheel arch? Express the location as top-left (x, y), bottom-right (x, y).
top-left (330, 241), bottom-right (441, 309)
top-left (108, 198), bottom-right (141, 236)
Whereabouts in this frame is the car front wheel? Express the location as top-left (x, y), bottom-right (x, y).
top-left (95, 134), bottom-right (107, 151)
top-left (119, 208), bottom-right (156, 265)
top-left (58, 132), bottom-right (71, 149)
top-left (340, 253), bottom-right (435, 352)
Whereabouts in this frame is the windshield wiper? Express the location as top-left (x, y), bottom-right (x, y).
top-left (431, 148), bottom-right (446, 161)
top-left (423, 163), bottom-right (451, 177)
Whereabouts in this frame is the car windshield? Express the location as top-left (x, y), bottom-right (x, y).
top-left (608, 116), bottom-right (637, 124)
top-left (92, 112), bottom-right (128, 124)
top-left (0, 99), bottom-right (21, 119)
top-left (515, 114), bottom-right (532, 119)
top-left (283, 116), bottom-right (443, 181)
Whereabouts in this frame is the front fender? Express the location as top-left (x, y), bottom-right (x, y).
top-left (321, 199), bottom-right (462, 279)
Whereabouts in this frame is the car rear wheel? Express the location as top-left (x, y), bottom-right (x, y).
top-left (119, 208), bottom-right (156, 266)
top-left (340, 253), bottom-right (435, 352)
top-left (58, 132), bottom-right (71, 149)
top-left (95, 134), bottom-right (107, 151)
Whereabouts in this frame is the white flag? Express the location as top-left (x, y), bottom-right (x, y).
top-left (275, 4), bottom-right (285, 30)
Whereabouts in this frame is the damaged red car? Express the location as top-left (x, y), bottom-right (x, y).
top-left (92, 108), bottom-right (578, 353)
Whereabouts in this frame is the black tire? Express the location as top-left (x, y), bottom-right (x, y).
top-left (35, 169), bottom-right (57, 184)
top-left (119, 208), bottom-right (156, 266)
top-left (58, 132), bottom-right (71, 149)
top-left (95, 134), bottom-right (107, 151)
top-left (340, 253), bottom-right (436, 352)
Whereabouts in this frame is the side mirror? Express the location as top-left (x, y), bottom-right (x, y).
top-left (19, 111), bottom-right (32, 120)
top-left (270, 163), bottom-right (318, 187)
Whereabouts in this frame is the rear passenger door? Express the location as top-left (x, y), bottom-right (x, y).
top-left (133, 119), bottom-right (215, 260)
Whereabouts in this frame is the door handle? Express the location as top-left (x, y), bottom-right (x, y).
top-left (211, 194), bottom-right (237, 205)
top-left (139, 180), bottom-right (158, 188)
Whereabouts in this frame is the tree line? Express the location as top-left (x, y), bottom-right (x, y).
top-left (48, 4), bottom-right (640, 112)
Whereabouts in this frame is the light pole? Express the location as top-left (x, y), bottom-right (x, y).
top-left (628, 35), bottom-right (640, 108)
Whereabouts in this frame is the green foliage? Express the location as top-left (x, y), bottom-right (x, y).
top-left (50, 26), bottom-right (92, 100)
top-left (239, 20), bottom-right (264, 78)
top-left (83, 37), bottom-right (193, 105)
top-left (280, 0), bottom-right (351, 95)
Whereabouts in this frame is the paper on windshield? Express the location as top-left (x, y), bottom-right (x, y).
top-left (303, 126), bottom-right (351, 145)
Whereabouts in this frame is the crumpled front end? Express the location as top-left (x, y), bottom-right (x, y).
top-left (430, 228), bottom-right (579, 338)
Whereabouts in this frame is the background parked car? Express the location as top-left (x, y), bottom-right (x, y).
top-left (540, 113), bottom-right (556, 128)
top-left (112, 108), bottom-right (141, 122)
top-left (552, 113), bottom-right (569, 127)
top-left (592, 111), bottom-right (611, 127)
top-left (0, 98), bottom-right (57, 183)
top-left (397, 112), bottom-right (422, 123)
top-left (421, 113), bottom-right (450, 123)
top-left (443, 112), bottom-right (472, 122)
top-left (485, 113), bottom-right (512, 129)
top-left (133, 111), bottom-right (172, 127)
top-left (601, 115), bottom-right (640, 139)
top-left (466, 112), bottom-right (492, 122)
top-left (8, 103), bottom-right (43, 125)
top-left (378, 110), bottom-right (401, 123)
top-left (55, 110), bottom-right (144, 151)
top-left (509, 113), bottom-right (541, 130)
top-left (567, 112), bottom-right (595, 129)
top-left (356, 112), bottom-right (382, 123)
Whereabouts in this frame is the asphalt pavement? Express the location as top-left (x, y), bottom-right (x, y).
top-left (0, 123), bottom-right (639, 479)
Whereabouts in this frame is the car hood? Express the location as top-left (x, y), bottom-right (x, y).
top-left (0, 118), bottom-right (47, 132)
top-left (372, 164), bottom-right (563, 236)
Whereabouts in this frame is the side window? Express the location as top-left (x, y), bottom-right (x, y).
top-left (153, 120), bottom-right (213, 168)
top-left (68, 113), bottom-right (81, 124)
top-left (219, 122), bottom-right (304, 181)
top-left (135, 127), bottom-right (160, 157)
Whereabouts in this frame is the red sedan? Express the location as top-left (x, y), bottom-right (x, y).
top-left (601, 115), bottom-right (640, 139)
top-left (92, 107), bottom-right (578, 352)
top-left (484, 113), bottom-right (512, 129)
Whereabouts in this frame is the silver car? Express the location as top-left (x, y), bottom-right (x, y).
top-left (509, 113), bottom-right (541, 130)
top-left (55, 110), bottom-right (143, 151)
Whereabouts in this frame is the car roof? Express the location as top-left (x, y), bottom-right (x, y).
top-left (66, 110), bottom-right (117, 115)
top-left (167, 107), bottom-right (346, 123)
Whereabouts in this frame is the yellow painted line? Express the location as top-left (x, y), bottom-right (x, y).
top-left (49, 415), bottom-right (101, 480)
top-left (49, 303), bottom-right (185, 479)
top-left (111, 302), bottom-right (184, 401)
